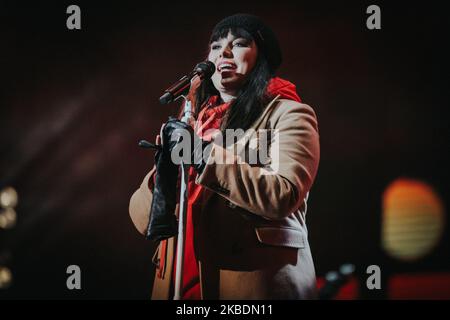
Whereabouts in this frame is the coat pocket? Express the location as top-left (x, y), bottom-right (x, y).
top-left (255, 226), bottom-right (306, 249)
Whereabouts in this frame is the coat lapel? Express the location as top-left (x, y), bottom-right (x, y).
top-left (196, 95), bottom-right (281, 207)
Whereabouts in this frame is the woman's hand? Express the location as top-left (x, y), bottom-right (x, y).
top-left (162, 118), bottom-right (210, 174)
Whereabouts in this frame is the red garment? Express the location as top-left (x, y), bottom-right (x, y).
top-left (267, 77), bottom-right (301, 103)
top-left (171, 77), bottom-right (301, 299)
top-left (171, 97), bottom-right (230, 299)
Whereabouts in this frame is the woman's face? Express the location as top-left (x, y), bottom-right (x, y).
top-left (208, 31), bottom-right (258, 96)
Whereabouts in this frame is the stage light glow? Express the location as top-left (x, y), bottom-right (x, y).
top-left (382, 178), bottom-right (445, 261)
top-left (0, 187), bottom-right (18, 208)
top-left (0, 208), bottom-right (16, 229)
top-left (0, 266), bottom-right (13, 289)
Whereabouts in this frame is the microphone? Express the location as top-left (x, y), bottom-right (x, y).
top-left (159, 61), bottom-right (216, 105)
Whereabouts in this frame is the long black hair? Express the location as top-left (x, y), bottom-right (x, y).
top-left (195, 27), bottom-right (274, 132)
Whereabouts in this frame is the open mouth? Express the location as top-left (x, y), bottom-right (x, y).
top-left (218, 63), bottom-right (237, 72)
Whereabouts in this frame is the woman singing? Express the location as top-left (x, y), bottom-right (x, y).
top-left (129, 13), bottom-right (320, 300)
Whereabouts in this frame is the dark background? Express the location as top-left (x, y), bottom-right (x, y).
top-left (0, 1), bottom-right (449, 299)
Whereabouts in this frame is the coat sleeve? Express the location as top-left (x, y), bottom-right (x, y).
top-left (129, 167), bottom-right (156, 234)
top-left (195, 101), bottom-right (320, 220)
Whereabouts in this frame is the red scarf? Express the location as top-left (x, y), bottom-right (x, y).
top-left (170, 77), bottom-right (301, 299)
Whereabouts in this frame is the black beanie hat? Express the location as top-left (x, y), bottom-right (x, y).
top-left (211, 14), bottom-right (282, 72)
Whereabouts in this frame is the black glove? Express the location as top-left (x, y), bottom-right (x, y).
top-left (145, 118), bottom-right (210, 241)
top-left (145, 119), bottom-right (180, 241)
top-left (162, 118), bottom-right (211, 174)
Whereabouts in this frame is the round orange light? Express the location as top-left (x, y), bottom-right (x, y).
top-left (382, 178), bottom-right (445, 261)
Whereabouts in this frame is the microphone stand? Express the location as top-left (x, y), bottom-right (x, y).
top-left (173, 98), bottom-right (194, 300)
top-left (140, 75), bottom-right (201, 300)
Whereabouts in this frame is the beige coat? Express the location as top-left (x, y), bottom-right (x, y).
top-left (129, 96), bottom-right (320, 299)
